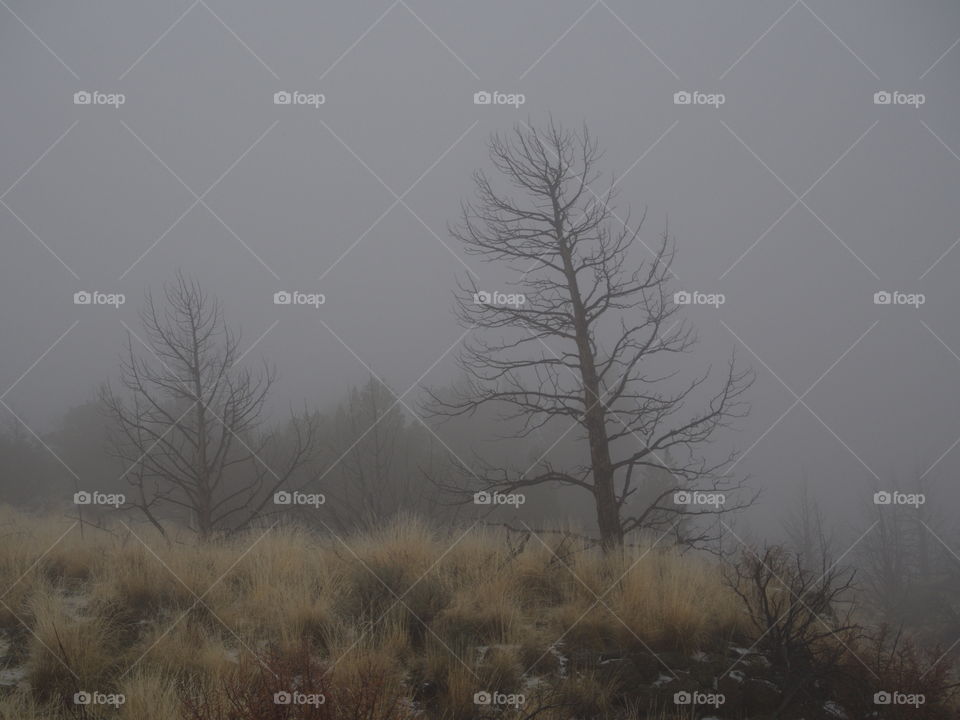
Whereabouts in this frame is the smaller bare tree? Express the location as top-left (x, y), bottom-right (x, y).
top-left (100, 271), bottom-right (319, 539)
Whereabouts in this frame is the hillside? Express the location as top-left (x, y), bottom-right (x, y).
top-left (0, 507), bottom-right (952, 719)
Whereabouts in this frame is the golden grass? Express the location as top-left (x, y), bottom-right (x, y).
top-left (0, 507), bottom-right (744, 719)
top-left (117, 670), bottom-right (179, 720)
top-left (25, 585), bottom-right (122, 699)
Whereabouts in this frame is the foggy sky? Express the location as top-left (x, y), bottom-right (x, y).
top-left (2, 0), bottom-right (960, 536)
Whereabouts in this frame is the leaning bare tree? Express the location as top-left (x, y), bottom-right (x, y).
top-left (100, 271), bottom-right (319, 539)
top-left (426, 121), bottom-right (753, 550)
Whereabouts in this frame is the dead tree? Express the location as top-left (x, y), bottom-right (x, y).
top-left (320, 377), bottom-right (442, 533)
top-left (100, 271), bottom-right (319, 539)
top-left (781, 472), bottom-right (834, 568)
top-left (426, 121), bottom-right (753, 550)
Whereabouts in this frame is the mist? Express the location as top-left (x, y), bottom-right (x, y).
top-left (2, 2), bottom-right (960, 717)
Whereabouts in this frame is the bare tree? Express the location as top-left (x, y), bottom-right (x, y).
top-left (319, 376), bottom-right (447, 533)
top-left (426, 120), bottom-right (753, 550)
top-left (857, 472), bottom-right (958, 643)
top-left (782, 472), bottom-right (834, 567)
top-left (100, 271), bottom-right (319, 539)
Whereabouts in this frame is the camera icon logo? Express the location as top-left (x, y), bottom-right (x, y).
top-left (673, 690), bottom-right (692, 704)
top-left (874, 691), bottom-right (892, 704)
top-left (73, 91), bottom-right (92, 105)
top-left (673, 91), bottom-right (692, 105)
top-left (274, 91), bottom-right (292, 105)
top-left (74, 291), bottom-right (92, 305)
top-left (73, 691), bottom-right (92, 705)
top-left (273, 291), bottom-right (292, 305)
top-left (673, 290), bottom-right (692, 305)
top-left (274, 490), bottom-right (292, 505)
top-left (873, 91), bottom-right (892, 105)
top-left (473, 691), bottom-right (492, 705)
top-left (473, 91), bottom-right (492, 105)
top-left (673, 491), bottom-right (691, 505)
top-left (873, 491), bottom-right (892, 505)
top-left (473, 291), bottom-right (492, 305)
top-left (74, 491), bottom-right (92, 505)
top-left (873, 291), bottom-right (891, 305)
top-left (473, 491), bottom-right (492, 505)
top-left (274, 690), bottom-right (293, 704)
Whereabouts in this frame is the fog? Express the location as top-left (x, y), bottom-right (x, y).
top-left (2, 0), bottom-right (960, 541)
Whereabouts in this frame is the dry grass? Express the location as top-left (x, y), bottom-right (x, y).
top-left (0, 507), bottom-right (745, 719)
top-left (117, 670), bottom-right (179, 720)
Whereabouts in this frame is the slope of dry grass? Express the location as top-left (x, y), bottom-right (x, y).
top-left (0, 506), bottom-right (746, 719)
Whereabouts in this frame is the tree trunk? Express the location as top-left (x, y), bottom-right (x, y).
top-left (556, 229), bottom-right (622, 550)
top-left (192, 328), bottom-right (214, 542)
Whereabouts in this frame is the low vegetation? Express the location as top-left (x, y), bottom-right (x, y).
top-left (0, 507), bottom-right (954, 719)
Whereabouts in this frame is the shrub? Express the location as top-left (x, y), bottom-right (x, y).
top-left (836, 625), bottom-right (958, 719)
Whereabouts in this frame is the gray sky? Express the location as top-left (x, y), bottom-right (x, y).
top-left (2, 0), bottom-right (960, 535)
